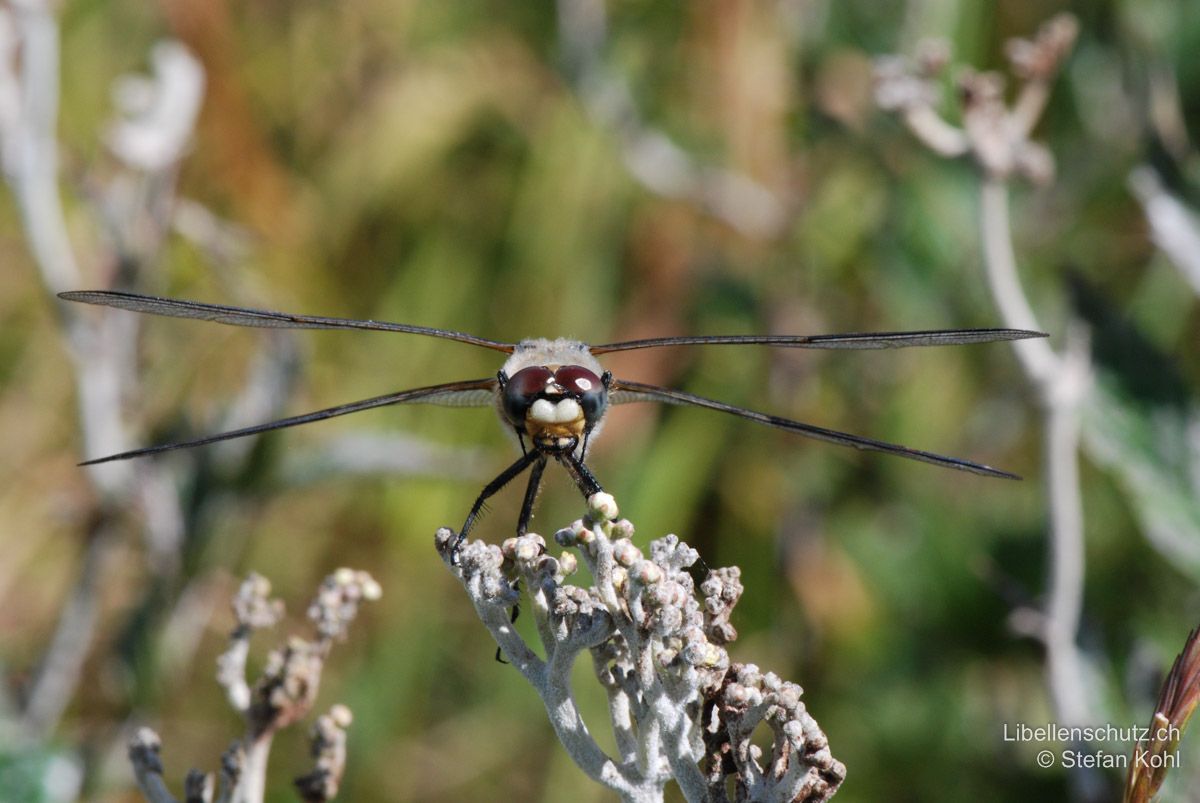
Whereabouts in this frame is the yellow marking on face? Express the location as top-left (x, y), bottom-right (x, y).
top-left (526, 414), bottom-right (587, 444)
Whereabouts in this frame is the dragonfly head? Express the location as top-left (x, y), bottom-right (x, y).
top-left (499, 364), bottom-right (610, 450)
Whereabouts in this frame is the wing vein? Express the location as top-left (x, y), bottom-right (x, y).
top-left (79, 378), bottom-right (497, 466)
top-left (591, 329), bottom-right (1046, 354)
top-left (59, 290), bottom-right (515, 353)
top-left (611, 378), bottom-right (1018, 479)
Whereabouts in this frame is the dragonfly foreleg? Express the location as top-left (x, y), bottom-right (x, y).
top-left (454, 450), bottom-right (541, 559)
top-left (495, 455), bottom-right (547, 665)
top-left (554, 451), bottom-right (604, 499)
top-left (517, 455), bottom-right (548, 537)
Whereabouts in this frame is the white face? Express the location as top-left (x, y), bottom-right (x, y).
top-left (529, 397), bottom-right (583, 424)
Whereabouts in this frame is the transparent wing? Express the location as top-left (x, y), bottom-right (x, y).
top-left (610, 378), bottom-right (1019, 479)
top-left (59, 290), bottom-right (515, 353)
top-left (79, 378), bottom-right (498, 466)
top-left (591, 328), bottom-right (1044, 354)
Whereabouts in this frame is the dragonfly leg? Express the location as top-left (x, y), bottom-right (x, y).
top-left (495, 583), bottom-right (521, 664)
top-left (495, 454), bottom-right (549, 663)
top-left (516, 455), bottom-right (548, 537)
top-left (555, 451), bottom-right (604, 499)
top-left (454, 449), bottom-right (540, 559)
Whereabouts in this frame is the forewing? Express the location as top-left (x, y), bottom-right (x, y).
top-left (611, 378), bottom-right (1019, 479)
top-left (591, 329), bottom-right (1044, 354)
top-left (59, 290), bottom-right (515, 353)
top-left (79, 378), bottom-right (498, 466)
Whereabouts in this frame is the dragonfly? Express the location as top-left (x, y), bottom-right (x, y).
top-left (60, 290), bottom-right (1042, 554)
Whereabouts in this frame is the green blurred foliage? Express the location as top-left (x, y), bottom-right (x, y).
top-left (2, 0), bottom-right (1199, 801)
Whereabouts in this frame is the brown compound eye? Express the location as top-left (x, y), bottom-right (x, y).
top-left (502, 366), bottom-right (554, 426)
top-left (554, 365), bottom-right (607, 424)
top-left (554, 365), bottom-right (601, 395)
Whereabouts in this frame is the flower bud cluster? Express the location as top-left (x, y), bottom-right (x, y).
top-left (700, 567), bottom-right (741, 646)
top-left (231, 573), bottom-right (285, 632)
top-left (874, 13), bottom-right (1077, 185)
top-left (435, 527), bottom-right (518, 607)
top-left (132, 571), bottom-right (379, 803)
top-left (253, 637), bottom-right (324, 733)
top-left (308, 568), bottom-right (382, 641)
top-left (438, 493), bottom-right (843, 802)
top-left (703, 663), bottom-right (846, 801)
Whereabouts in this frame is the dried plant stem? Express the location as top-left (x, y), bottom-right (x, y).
top-left (554, 0), bottom-right (785, 238)
top-left (236, 738), bottom-right (272, 803)
top-left (1128, 166), bottom-right (1200, 297)
top-left (1042, 362), bottom-right (1089, 726)
top-left (2, 0), bottom-right (219, 748)
top-left (9, 1), bottom-right (80, 291)
top-left (5, 0), bottom-right (134, 477)
top-left (978, 180), bottom-right (1059, 383)
top-left (980, 177), bottom-right (1090, 727)
top-left (3, 1), bottom-right (136, 741)
top-left (129, 728), bottom-right (180, 803)
top-left (877, 16), bottom-right (1090, 733)
top-left (22, 521), bottom-right (121, 738)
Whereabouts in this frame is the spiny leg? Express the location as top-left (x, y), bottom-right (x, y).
top-left (454, 449), bottom-right (540, 557)
top-left (497, 454), bottom-right (548, 664)
top-left (517, 455), bottom-right (548, 537)
top-left (565, 450), bottom-right (715, 581)
top-left (554, 450), bottom-right (604, 499)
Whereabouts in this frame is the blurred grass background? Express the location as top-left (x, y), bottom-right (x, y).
top-left (2, 0), bottom-right (1199, 801)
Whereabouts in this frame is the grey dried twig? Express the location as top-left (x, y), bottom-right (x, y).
top-left (1128, 167), bottom-right (1200, 298)
top-left (294, 705), bottom-right (354, 803)
top-left (128, 570), bottom-right (380, 803)
top-left (437, 492), bottom-right (844, 803)
top-left (875, 12), bottom-right (1095, 737)
top-left (0, 0), bottom-right (204, 741)
top-left (554, 0), bottom-right (786, 238)
top-left (129, 728), bottom-right (177, 803)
